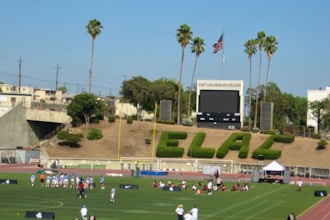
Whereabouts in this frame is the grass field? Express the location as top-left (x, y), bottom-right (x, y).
top-left (0, 173), bottom-right (328, 220)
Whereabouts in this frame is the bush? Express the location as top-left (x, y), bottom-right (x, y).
top-left (274, 134), bottom-right (295, 143)
top-left (157, 120), bottom-right (175, 125)
top-left (87, 128), bottom-right (103, 140)
top-left (252, 127), bottom-right (260, 133)
top-left (261, 130), bottom-right (276, 135)
top-left (57, 130), bottom-right (83, 146)
top-left (240, 126), bottom-right (250, 132)
top-left (90, 117), bottom-right (100, 124)
top-left (108, 115), bottom-right (115, 122)
top-left (127, 117), bottom-right (133, 124)
top-left (182, 118), bottom-right (193, 126)
top-left (316, 139), bottom-right (328, 150)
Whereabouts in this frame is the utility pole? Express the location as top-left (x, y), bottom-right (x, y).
top-left (55, 64), bottom-right (60, 90)
top-left (18, 57), bottom-right (22, 93)
top-left (76, 83), bottom-right (80, 94)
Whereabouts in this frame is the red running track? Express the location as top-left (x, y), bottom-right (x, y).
top-left (298, 196), bottom-right (330, 220)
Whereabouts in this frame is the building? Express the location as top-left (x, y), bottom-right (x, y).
top-left (307, 86), bottom-right (330, 133)
top-left (0, 83), bottom-right (65, 106)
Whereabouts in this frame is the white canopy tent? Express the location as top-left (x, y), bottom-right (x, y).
top-left (263, 161), bottom-right (285, 172)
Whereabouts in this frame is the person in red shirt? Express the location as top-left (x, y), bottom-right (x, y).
top-left (40, 173), bottom-right (45, 187)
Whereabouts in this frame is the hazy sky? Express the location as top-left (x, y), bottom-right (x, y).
top-left (0, 0), bottom-right (329, 97)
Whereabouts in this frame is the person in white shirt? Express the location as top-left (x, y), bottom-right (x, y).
top-left (110, 187), bottom-right (116, 202)
top-left (191, 205), bottom-right (198, 220)
top-left (80, 204), bottom-right (88, 220)
top-left (175, 204), bottom-right (184, 220)
top-left (184, 211), bottom-right (193, 220)
top-left (297, 179), bottom-right (303, 191)
top-left (207, 180), bottom-right (213, 195)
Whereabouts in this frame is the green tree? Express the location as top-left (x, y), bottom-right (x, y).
top-left (120, 76), bottom-right (153, 111)
top-left (153, 78), bottom-right (179, 117)
top-left (254, 31), bottom-right (266, 129)
top-left (263, 35), bottom-right (278, 101)
top-left (309, 97), bottom-right (330, 135)
top-left (188, 36), bottom-right (205, 117)
top-left (244, 39), bottom-right (257, 131)
top-left (86, 18), bottom-right (103, 93)
top-left (282, 93), bottom-right (307, 126)
top-left (176, 23), bottom-right (193, 124)
top-left (66, 92), bottom-right (105, 128)
top-left (57, 86), bottom-right (67, 94)
top-left (260, 82), bottom-right (286, 131)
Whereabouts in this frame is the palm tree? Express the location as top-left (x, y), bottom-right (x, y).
top-left (253, 31), bottom-right (266, 129)
top-left (244, 39), bottom-right (257, 131)
top-left (263, 35), bottom-right (278, 101)
top-left (86, 19), bottom-right (103, 93)
top-left (187, 37), bottom-right (205, 117)
top-left (176, 24), bottom-right (193, 124)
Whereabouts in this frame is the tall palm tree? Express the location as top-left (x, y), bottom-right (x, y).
top-left (244, 39), bottom-right (257, 131)
top-left (86, 19), bottom-right (103, 93)
top-left (253, 31), bottom-right (266, 129)
top-left (263, 35), bottom-right (278, 101)
top-left (176, 24), bottom-right (193, 124)
top-left (187, 37), bottom-right (205, 117)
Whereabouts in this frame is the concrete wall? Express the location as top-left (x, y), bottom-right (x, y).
top-left (25, 108), bottom-right (71, 123)
top-left (0, 103), bottom-right (39, 149)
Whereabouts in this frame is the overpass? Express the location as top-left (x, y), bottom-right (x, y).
top-left (0, 103), bottom-right (71, 150)
top-left (25, 108), bottom-right (71, 123)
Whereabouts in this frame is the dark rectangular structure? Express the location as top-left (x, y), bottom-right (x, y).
top-left (197, 90), bottom-right (241, 129)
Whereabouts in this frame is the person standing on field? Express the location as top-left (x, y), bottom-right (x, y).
top-left (80, 204), bottom-right (88, 220)
top-left (30, 173), bottom-right (36, 187)
top-left (175, 204), bottom-right (184, 220)
top-left (39, 172), bottom-right (45, 187)
top-left (110, 186), bottom-right (116, 202)
top-left (297, 179), bottom-right (303, 191)
top-left (191, 204), bottom-right (198, 220)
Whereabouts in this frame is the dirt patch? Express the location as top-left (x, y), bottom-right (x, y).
top-left (45, 119), bottom-right (327, 167)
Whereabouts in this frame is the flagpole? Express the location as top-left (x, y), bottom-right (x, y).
top-left (151, 103), bottom-right (157, 161)
top-left (221, 30), bottom-right (225, 80)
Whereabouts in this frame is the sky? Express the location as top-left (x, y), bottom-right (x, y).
top-left (0, 0), bottom-right (329, 97)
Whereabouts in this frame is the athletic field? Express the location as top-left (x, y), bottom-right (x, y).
top-left (0, 172), bottom-right (328, 220)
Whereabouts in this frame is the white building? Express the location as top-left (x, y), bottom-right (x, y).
top-left (307, 86), bottom-right (330, 133)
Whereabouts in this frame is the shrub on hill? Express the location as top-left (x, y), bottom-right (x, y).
top-left (108, 115), bottom-right (115, 122)
top-left (127, 117), bottom-right (133, 124)
top-left (87, 128), bottom-right (103, 140)
top-left (156, 131), bottom-right (186, 157)
top-left (316, 139), bottom-right (328, 150)
top-left (57, 130), bottom-right (83, 146)
top-left (187, 132), bottom-right (215, 158)
top-left (216, 133), bottom-right (251, 159)
top-left (182, 118), bottom-right (193, 126)
top-left (312, 133), bottom-right (322, 139)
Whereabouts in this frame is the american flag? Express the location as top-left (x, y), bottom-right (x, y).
top-left (213, 34), bottom-right (223, 53)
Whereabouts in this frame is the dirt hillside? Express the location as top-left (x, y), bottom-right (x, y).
top-left (46, 119), bottom-right (330, 168)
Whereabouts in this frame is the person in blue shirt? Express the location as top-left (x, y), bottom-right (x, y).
top-left (30, 173), bottom-right (36, 187)
top-left (100, 175), bottom-right (105, 190)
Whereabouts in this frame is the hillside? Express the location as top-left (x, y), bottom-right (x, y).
top-left (46, 119), bottom-right (329, 168)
